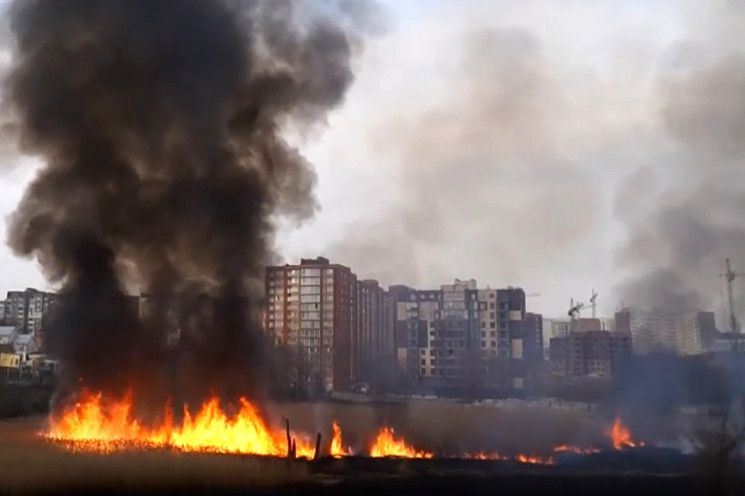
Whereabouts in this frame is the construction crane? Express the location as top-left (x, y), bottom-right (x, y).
top-left (568, 298), bottom-right (585, 334)
top-left (589, 289), bottom-right (598, 318)
top-left (721, 258), bottom-right (744, 351)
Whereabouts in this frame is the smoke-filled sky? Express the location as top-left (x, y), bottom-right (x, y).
top-left (1, 0), bottom-right (744, 322)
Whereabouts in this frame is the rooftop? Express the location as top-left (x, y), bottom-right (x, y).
top-left (0, 326), bottom-right (16, 337)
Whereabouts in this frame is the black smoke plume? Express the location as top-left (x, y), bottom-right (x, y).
top-left (2, 0), bottom-right (363, 409)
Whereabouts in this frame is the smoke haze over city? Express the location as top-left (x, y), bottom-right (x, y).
top-left (2, 0), bottom-right (745, 322)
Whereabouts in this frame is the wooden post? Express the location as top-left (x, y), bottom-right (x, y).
top-left (285, 418), bottom-right (292, 458)
top-left (291, 439), bottom-right (296, 459)
top-left (313, 432), bottom-right (322, 461)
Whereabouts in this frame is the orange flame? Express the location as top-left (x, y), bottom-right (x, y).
top-left (608, 416), bottom-right (643, 450)
top-left (553, 444), bottom-right (601, 455)
top-left (463, 451), bottom-right (507, 460)
top-left (330, 421), bottom-right (351, 457)
top-left (47, 390), bottom-right (315, 457)
top-left (369, 426), bottom-right (433, 458)
top-left (515, 453), bottom-right (554, 465)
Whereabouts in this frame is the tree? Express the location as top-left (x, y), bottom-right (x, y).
top-left (693, 405), bottom-right (745, 496)
top-left (270, 343), bottom-right (313, 400)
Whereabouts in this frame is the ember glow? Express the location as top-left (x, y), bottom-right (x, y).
top-left (553, 444), bottom-right (601, 455)
top-left (608, 416), bottom-right (644, 450)
top-left (330, 421), bottom-right (352, 457)
top-left (463, 451), bottom-right (508, 461)
top-left (47, 391), bottom-right (315, 457)
top-left (515, 453), bottom-right (554, 465)
top-left (369, 427), bottom-right (433, 459)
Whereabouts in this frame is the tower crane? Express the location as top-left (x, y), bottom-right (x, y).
top-left (720, 258), bottom-right (744, 351)
top-left (589, 289), bottom-right (598, 318)
top-left (568, 298), bottom-right (585, 334)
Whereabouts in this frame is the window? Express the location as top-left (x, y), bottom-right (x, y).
top-left (481, 341), bottom-right (486, 348)
top-left (490, 331), bottom-right (496, 337)
top-left (421, 359), bottom-right (425, 365)
top-left (490, 322), bottom-right (496, 329)
top-left (481, 331), bottom-right (485, 338)
top-left (480, 321), bottom-right (485, 329)
top-left (490, 311), bottom-right (495, 318)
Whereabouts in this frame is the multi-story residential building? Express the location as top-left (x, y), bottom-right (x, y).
top-left (264, 257), bottom-right (356, 392)
top-left (573, 318), bottom-right (603, 333)
top-left (1, 289), bottom-right (56, 334)
top-left (390, 285), bottom-right (436, 385)
top-left (354, 279), bottom-right (395, 383)
top-left (549, 330), bottom-right (632, 377)
top-left (614, 307), bottom-right (716, 355)
top-left (391, 280), bottom-right (542, 395)
top-left (547, 319), bottom-right (571, 339)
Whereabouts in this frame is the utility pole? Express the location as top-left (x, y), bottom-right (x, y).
top-left (721, 258), bottom-right (743, 352)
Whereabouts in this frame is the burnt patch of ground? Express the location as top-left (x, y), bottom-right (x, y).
top-left (16, 474), bottom-right (743, 496)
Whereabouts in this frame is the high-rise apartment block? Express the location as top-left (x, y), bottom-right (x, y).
top-left (355, 280), bottom-right (395, 384)
top-left (1, 288), bottom-right (56, 334)
top-left (264, 257), bottom-right (357, 392)
top-left (391, 281), bottom-right (543, 394)
top-left (549, 331), bottom-right (632, 377)
top-left (614, 307), bottom-right (716, 355)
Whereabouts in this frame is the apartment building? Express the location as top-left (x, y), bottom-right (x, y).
top-left (392, 281), bottom-right (543, 394)
top-left (1, 288), bottom-right (56, 334)
top-left (549, 330), bottom-right (632, 377)
top-left (354, 279), bottom-right (395, 383)
top-left (264, 257), bottom-right (356, 392)
top-left (614, 307), bottom-right (716, 355)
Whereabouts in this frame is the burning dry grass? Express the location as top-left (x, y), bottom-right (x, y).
top-left (0, 400), bottom-right (658, 494)
top-left (274, 399), bottom-right (605, 455)
top-left (0, 418), bottom-right (310, 493)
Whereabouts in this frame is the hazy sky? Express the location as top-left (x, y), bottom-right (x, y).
top-left (1, 0), bottom-right (742, 320)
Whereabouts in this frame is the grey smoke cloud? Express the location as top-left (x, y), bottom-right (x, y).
top-left (616, 35), bottom-right (745, 319)
top-left (301, 0), bottom-right (745, 323)
top-left (324, 24), bottom-right (597, 290)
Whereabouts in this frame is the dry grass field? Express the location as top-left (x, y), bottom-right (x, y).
top-left (260, 399), bottom-right (605, 454)
top-left (0, 399), bottom-right (671, 494)
top-left (0, 416), bottom-right (310, 494)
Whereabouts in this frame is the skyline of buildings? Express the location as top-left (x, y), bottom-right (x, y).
top-left (0, 256), bottom-right (736, 393)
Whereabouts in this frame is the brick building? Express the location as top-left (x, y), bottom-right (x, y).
top-left (549, 330), bottom-right (632, 377)
top-left (264, 257), bottom-right (357, 392)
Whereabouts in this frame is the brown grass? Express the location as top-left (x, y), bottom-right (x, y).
top-left (0, 417), bottom-right (310, 493)
top-left (270, 400), bottom-right (605, 455)
top-left (0, 399), bottom-right (610, 493)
